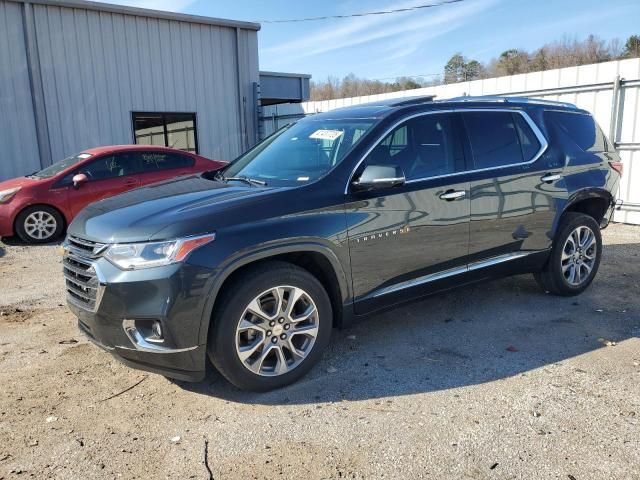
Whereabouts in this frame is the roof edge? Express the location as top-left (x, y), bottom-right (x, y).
top-left (6, 0), bottom-right (261, 30)
top-left (260, 71), bottom-right (312, 79)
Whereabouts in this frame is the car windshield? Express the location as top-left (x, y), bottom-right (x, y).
top-left (222, 118), bottom-right (377, 186)
top-left (31, 153), bottom-right (93, 178)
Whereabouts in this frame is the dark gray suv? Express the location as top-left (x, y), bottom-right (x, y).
top-left (63, 96), bottom-right (622, 391)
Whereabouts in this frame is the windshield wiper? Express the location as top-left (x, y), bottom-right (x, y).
top-left (223, 175), bottom-right (267, 186)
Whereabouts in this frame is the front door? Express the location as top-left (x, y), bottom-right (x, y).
top-left (66, 152), bottom-right (140, 217)
top-left (345, 112), bottom-right (471, 314)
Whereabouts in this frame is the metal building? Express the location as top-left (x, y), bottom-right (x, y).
top-left (0, 0), bottom-right (307, 181)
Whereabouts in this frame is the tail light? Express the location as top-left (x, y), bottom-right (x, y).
top-left (609, 161), bottom-right (623, 176)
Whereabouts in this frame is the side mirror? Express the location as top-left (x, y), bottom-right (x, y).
top-left (72, 173), bottom-right (88, 189)
top-left (352, 165), bottom-right (405, 192)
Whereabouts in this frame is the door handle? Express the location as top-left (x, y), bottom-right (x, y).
top-left (439, 190), bottom-right (466, 201)
top-left (541, 173), bottom-right (561, 183)
top-left (124, 179), bottom-right (138, 186)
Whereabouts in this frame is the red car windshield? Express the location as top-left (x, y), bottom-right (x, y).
top-left (32, 153), bottom-right (93, 179)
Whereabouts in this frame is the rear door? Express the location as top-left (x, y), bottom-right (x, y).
top-left (136, 151), bottom-right (196, 186)
top-left (66, 152), bottom-right (140, 216)
top-left (461, 109), bottom-right (566, 262)
top-left (346, 111), bottom-right (471, 314)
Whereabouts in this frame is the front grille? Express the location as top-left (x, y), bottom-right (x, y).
top-left (66, 235), bottom-right (107, 258)
top-left (63, 236), bottom-right (106, 311)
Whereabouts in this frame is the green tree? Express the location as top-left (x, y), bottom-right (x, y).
top-left (623, 35), bottom-right (640, 58)
top-left (464, 60), bottom-right (482, 81)
top-left (444, 54), bottom-right (481, 83)
top-left (444, 53), bottom-right (466, 83)
top-left (496, 49), bottom-right (529, 75)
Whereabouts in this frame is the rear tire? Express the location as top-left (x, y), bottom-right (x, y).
top-left (208, 261), bottom-right (332, 391)
top-left (534, 212), bottom-right (602, 296)
top-left (15, 205), bottom-right (65, 244)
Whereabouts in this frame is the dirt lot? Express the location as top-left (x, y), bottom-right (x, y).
top-left (0, 224), bottom-right (639, 480)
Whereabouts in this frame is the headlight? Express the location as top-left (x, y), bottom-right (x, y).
top-left (104, 233), bottom-right (215, 270)
top-left (0, 187), bottom-right (21, 203)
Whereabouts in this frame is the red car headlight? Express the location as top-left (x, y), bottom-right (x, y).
top-left (0, 187), bottom-right (21, 203)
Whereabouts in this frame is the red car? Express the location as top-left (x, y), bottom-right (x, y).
top-left (0, 145), bottom-right (225, 244)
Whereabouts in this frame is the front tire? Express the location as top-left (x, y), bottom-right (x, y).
top-left (208, 261), bottom-right (332, 391)
top-left (534, 212), bottom-right (602, 296)
top-left (15, 205), bottom-right (65, 244)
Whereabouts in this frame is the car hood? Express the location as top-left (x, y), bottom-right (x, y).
top-left (68, 175), bottom-right (287, 243)
top-left (0, 176), bottom-right (40, 191)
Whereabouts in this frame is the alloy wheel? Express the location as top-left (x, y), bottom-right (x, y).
top-left (24, 211), bottom-right (57, 240)
top-left (561, 225), bottom-right (597, 286)
top-left (235, 285), bottom-right (319, 376)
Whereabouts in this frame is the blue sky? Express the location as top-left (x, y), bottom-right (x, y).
top-left (111, 0), bottom-right (640, 81)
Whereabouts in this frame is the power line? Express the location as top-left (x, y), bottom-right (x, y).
top-left (257, 0), bottom-right (465, 24)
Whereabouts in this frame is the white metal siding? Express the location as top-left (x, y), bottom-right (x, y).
top-left (0, 1), bottom-right (41, 179)
top-left (262, 58), bottom-right (640, 225)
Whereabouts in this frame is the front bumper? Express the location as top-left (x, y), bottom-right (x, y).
top-left (66, 255), bottom-right (215, 381)
top-left (0, 207), bottom-right (14, 238)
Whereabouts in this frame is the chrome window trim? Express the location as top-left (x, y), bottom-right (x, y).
top-left (344, 108), bottom-right (549, 193)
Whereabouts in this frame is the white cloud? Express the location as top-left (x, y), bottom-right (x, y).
top-left (104, 0), bottom-right (196, 12)
top-left (262, 0), bottom-right (501, 65)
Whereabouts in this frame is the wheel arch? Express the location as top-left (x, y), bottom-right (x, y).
top-left (13, 203), bottom-right (68, 235)
top-left (557, 188), bottom-right (613, 232)
top-left (198, 242), bottom-right (352, 346)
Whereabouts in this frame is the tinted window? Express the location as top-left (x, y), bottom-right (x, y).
top-left (546, 111), bottom-right (607, 152)
top-left (365, 113), bottom-right (465, 180)
top-left (513, 114), bottom-right (542, 161)
top-left (78, 153), bottom-right (137, 180)
top-left (139, 152), bottom-right (194, 172)
top-left (464, 111), bottom-right (523, 169)
top-left (133, 112), bottom-right (198, 153)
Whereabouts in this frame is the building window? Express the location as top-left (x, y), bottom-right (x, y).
top-left (132, 112), bottom-right (198, 153)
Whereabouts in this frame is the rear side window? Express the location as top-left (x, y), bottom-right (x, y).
top-left (463, 111), bottom-right (523, 169)
top-left (139, 152), bottom-right (194, 172)
top-left (546, 111), bottom-right (607, 152)
top-left (513, 114), bottom-right (542, 161)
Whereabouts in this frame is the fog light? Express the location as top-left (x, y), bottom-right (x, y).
top-left (151, 321), bottom-right (163, 339)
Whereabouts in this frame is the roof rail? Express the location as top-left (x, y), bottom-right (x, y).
top-left (444, 95), bottom-right (578, 109)
top-left (444, 95), bottom-right (508, 103)
top-left (386, 95), bottom-right (436, 107)
top-left (503, 96), bottom-right (578, 109)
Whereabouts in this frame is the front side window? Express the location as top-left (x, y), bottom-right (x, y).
top-left (223, 118), bottom-right (377, 186)
top-left (364, 113), bottom-right (465, 180)
top-left (133, 112), bottom-right (198, 153)
top-left (79, 153), bottom-right (137, 181)
top-left (463, 111), bottom-right (524, 169)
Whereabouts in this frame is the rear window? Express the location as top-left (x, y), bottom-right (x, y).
top-left (546, 111), bottom-right (609, 152)
top-left (139, 152), bottom-right (194, 172)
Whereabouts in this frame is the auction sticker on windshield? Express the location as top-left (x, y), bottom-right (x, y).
top-left (309, 129), bottom-right (344, 140)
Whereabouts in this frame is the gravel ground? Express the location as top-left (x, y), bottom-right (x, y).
top-left (0, 224), bottom-right (639, 479)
